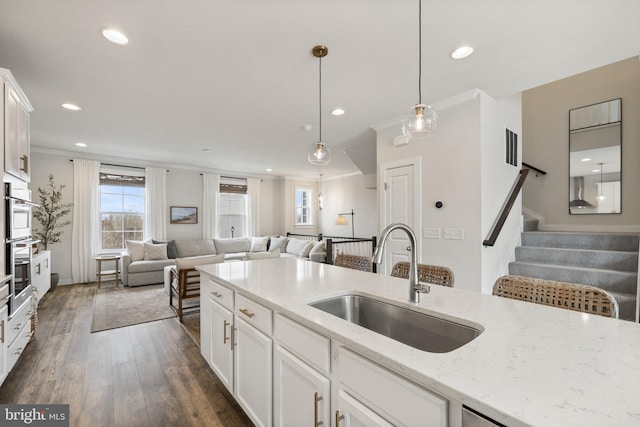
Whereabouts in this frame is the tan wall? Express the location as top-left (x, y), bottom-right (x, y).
top-left (522, 56), bottom-right (640, 231)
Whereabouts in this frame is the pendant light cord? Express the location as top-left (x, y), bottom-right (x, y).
top-left (319, 54), bottom-right (323, 142)
top-left (418, 0), bottom-right (422, 105)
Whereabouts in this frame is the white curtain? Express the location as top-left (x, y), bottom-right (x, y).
top-left (247, 178), bottom-right (261, 237)
top-left (71, 159), bottom-right (100, 283)
top-left (144, 167), bottom-right (167, 240)
top-left (202, 173), bottom-right (220, 239)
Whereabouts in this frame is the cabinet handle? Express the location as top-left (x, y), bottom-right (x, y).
top-left (36, 263), bottom-right (41, 275)
top-left (239, 308), bottom-right (255, 318)
top-left (314, 392), bottom-right (324, 427)
top-left (14, 322), bottom-right (23, 330)
top-left (1, 320), bottom-right (4, 344)
top-left (212, 291), bottom-right (223, 298)
top-left (223, 320), bottom-right (230, 344)
top-left (45, 259), bottom-right (49, 268)
top-left (232, 327), bottom-right (238, 349)
top-left (335, 411), bottom-right (344, 426)
top-left (20, 155), bottom-right (28, 173)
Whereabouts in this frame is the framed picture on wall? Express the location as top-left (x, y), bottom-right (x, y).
top-left (170, 206), bottom-right (198, 224)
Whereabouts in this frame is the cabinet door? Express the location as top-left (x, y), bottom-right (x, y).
top-left (336, 390), bottom-right (394, 427)
top-left (200, 294), bottom-right (212, 364)
top-left (0, 305), bottom-right (8, 385)
top-left (273, 345), bottom-right (330, 427)
top-left (4, 83), bottom-right (21, 178)
top-left (18, 105), bottom-right (30, 181)
top-left (209, 299), bottom-right (234, 393)
top-left (234, 316), bottom-right (272, 427)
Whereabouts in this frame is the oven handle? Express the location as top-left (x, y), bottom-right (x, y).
top-left (5, 196), bottom-right (40, 208)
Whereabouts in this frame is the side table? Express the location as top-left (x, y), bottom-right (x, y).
top-left (95, 255), bottom-right (121, 289)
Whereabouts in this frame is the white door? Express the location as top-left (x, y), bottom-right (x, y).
top-left (335, 390), bottom-right (394, 427)
top-left (380, 159), bottom-right (420, 275)
top-left (273, 345), bottom-right (330, 427)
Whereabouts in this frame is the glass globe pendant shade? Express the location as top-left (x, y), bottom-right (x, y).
top-left (401, 104), bottom-right (438, 140)
top-left (307, 141), bottom-right (331, 166)
top-left (596, 194), bottom-right (607, 201)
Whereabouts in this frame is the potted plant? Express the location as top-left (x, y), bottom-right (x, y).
top-left (32, 174), bottom-right (73, 290)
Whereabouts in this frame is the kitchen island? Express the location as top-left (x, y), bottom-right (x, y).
top-left (197, 257), bottom-right (640, 427)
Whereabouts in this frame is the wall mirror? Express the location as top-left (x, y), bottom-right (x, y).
top-left (569, 98), bottom-right (621, 215)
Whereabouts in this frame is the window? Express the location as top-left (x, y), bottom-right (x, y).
top-left (218, 178), bottom-right (248, 238)
top-left (295, 187), bottom-right (313, 226)
top-left (100, 173), bottom-right (145, 250)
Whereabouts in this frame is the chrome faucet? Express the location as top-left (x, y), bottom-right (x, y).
top-left (372, 223), bottom-right (430, 303)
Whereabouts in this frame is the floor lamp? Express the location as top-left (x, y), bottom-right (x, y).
top-left (336, 209), bottom-right (355, 238)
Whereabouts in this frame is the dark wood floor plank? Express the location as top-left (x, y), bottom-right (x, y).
top-left (0, 284), bottom-right (252, 427)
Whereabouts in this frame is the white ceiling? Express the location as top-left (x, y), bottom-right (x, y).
top-left (1, 0), bottom-right (638, 178)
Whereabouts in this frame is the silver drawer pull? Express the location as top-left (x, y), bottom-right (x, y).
top-left (13, 323), bottom-right (23, 330)
top-left (239, 308), bottom-right (255, 318)
top-left (212, 292), bottom-right (223, 298)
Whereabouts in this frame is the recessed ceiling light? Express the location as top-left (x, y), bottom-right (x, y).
top-left (62, 103), bottom-right (81, 111)
top-left (331, 108), bottom-right (345, 116)
top-left (75, 142), bottom-right (87, 147)
top-left (101, 28), bottom-right (129, 45)
top-left (202, 148), bottom-right (211, 152)
top-left (266, 168), bottom-right (273, 172)
top-left (592, 169), bottom-right (601, 173)
top-left (581, 158), bottom-right (591, 162)
top-left (451, 45), bottom-right (474, 59)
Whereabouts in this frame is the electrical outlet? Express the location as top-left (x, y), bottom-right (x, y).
top-left (444, 228), bottom-right (464, 240)
top-left (423, 227), bottom-right (441, 239)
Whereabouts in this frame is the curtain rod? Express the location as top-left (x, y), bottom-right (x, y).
top-left (69, 159), bottom-right (169, 172)
top-left (200, 174), bottom-right (262, 182)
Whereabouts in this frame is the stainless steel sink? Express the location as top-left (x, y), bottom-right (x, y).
top-left (309, 294), bottom-right (482, 353)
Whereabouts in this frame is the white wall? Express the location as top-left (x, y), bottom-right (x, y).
top-left (375, 90), bottom-right (522, 293)
top-left (318, 174), bottom-right (377, 238)
top-left (30, 151), bottom-right (284, 285)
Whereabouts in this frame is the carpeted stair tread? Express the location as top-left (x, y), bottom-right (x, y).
top-left (508, 261), bottom-right (637, 294)
top-left (607, 291), bottom-right (636, 321)
top-left (515, 246), bottom-right (639, 272)
top-left (521, 232), bottom-right (640, 251)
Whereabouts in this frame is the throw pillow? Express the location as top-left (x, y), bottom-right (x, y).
top-left (153, 239), bottom-right (178, 259)
top-left (174, 239), bottom-right (217, 257)
top-left (246, 249), bottom-right (280, 260)
top-left (285, 238), bottom-right (310, 256)
top-left (269, 236), bottom-right (288, 252)
top-left (309, 240), bottom-right (326, 256)
top-left (125, 240), bottom-right (145, 262)
top-left (176, 253), bottom-right (225, 271)
top-left (299, 241), bottom-right (314, 258)
top-left (144, 242), bottom-right (168, 260)
top-left (250, 236), bottom-right (269, 252)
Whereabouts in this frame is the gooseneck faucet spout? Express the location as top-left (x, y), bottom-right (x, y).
top-left (372, 223), bottom-right (429, 303)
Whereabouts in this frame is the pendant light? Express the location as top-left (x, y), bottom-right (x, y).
top-left (401, 0), bottom-right (438, 141)
top-left (307, 45), bottom-right (332, 166)
top-left (596, 162), bottom-right (607, 201)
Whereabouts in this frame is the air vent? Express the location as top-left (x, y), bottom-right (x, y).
top-left (506, 129), bottom-right (518, 167)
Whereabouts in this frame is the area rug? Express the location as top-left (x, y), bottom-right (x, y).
top-left (91, 284), bottom-right (176, 333)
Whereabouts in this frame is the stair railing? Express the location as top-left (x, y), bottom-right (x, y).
top-left (522, 162), bottom-right (547, 177)
top-left (483, 168), bottom-right (530, 247)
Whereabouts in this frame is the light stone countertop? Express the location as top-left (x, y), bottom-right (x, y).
top-left (197, 257), bottom-right (640, 427)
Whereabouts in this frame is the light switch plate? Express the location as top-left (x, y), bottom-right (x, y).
top-left (444, 228), bottom-right (464, 240)
top-left (423, 227), bottom-right (441, 239)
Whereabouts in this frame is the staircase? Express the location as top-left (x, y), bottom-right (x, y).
top-left (509, 224), bottom-right (640, 321)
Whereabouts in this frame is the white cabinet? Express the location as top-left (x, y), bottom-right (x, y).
top-left (336, 346), bottom-right (448, 426)
top-left (336, 390), bottom-right (394, 427)
top-left (274, 345), bottom-right (330, 427)
top-left (209, 296), bottom-right (234, 391)
top-left (0, 304), bottom-right (8, 385)
top-left (2, 69), bottom-right (33, 182)
top-left (31, 250), bottom-right (51, 302)
top-left (7, 296), bottom-right (33, 372)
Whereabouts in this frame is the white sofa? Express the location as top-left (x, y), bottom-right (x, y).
top-left (121, 236), bottom-right (326, 287)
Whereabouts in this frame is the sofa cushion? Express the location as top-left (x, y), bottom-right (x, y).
top-left (174, 239), bottom-right (217, 257)
top-left (213, 238), bottom-right (251, 254)
top-left (309, 240), bottom-right (326, 256)
top-left (128, 259), bottom-right (176, 274)
top-left (250, 236), bottom-right (269, 252)
top-left (125, 240), bottom-right (146, 262)
top-left (176, 253), bottom-right (225, 271)
top-left (153, 239), bottom-right (178, 259)
top-left (144, 242), bottom-right (168, 260)
top-left (246, 249), bottom-right (280, 260)
top-left (269, 236), bottom-right (288, 252)
top-left (286, 238), bottom-right (314, 257)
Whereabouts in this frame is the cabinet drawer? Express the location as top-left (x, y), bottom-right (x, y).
top-left (274, 313), bottom-right (330, 375)
top-left (208, 279), bottom-right (234, 311)
top-left (7, 320), bottom-right (31, 372)
top-left (338, 346), bottom-right (448, 426)
top-left (235, 293), bottom-right (272, 336)
top-left (8, 298), bottom-right (32, 346)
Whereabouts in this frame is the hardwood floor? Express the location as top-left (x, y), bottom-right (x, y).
top-left (0, 284), bottom-right (253, 427)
